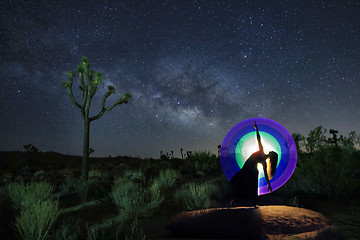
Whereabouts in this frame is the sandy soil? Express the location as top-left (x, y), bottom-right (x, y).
top-left (165, 205), bottom-right (332, 239)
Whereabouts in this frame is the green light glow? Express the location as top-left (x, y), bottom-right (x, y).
top-left (235, 131), bottom-right (281, 178)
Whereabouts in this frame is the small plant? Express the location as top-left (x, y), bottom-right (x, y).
top-left (123, 169), bottom-right (145, 182)
top-left (53, 221), bottom-right (78, 240)
top-left (86, 223), bottom-right (100, 240)
top-left (13, 198), bottom-right (59, 240)
top-left (176, 181), bottom-right (218, 210)
top-left (7, 181), bottom-right (55, 209)
top-left (88, 170), bottom-right (103, 179)
top-left (125, 219), bottom-right (146, 240)
top-left (58, 175), bottom-right (76, 195)
top-left (153, 169), bottom-right (181, 189)
top-left (74, 179), bottom-right (90, 203)
top-left (111, 176), bottom-right (163, 224)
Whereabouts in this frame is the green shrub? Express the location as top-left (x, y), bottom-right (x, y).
top-left (73, 179), bottom-right (90, 203)
top-left (58, 175), bottom-right (75, 195)
top-left (53, 219), bottom-right (80, 240)
top-left (6, 181), bottom-right (54, 209)
top-left (187, 151), bottom-right (219, 173)
top-left (123, 170), bottom-right (145, 182)
top-left (86, 223), bottom-right (100, 240)
top-left (153, 169), bottom-right (181, 189)
top-left (125, 219), bottom-right (146, 240)
top-left (284, 146), bottom-right (360, 199)
top-left (111, 177), bottom-right (163, 223)
top-left (88, 170), bottom-right (102, 179)
top-left (14, 198), bottom-right (59, 240)
top-left (176, 181), bottom-right (218, 210)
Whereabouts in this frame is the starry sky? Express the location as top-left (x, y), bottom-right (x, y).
top-left (1, 0), bottom-right (359, 158)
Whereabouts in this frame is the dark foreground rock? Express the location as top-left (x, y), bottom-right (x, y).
top-left (166, 205), bottom-right (333, 239)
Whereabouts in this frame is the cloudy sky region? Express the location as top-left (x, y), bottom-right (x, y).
top-left (1, 0), bottom-right (359, 158)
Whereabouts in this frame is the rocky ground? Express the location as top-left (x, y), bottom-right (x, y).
top-left (165, 205), bottom-right (340, 240)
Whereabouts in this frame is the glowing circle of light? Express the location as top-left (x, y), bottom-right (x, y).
top-left (220, 117), bottom-right (297, 195)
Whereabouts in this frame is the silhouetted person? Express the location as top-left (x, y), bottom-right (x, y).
top-left (229, 121), bottom-right (278, 208)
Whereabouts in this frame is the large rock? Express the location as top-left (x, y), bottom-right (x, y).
top-left (166, 205), bottom-right (332, 239)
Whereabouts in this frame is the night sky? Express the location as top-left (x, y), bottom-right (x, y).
top-left (1, 0), bottom-right (359, 158)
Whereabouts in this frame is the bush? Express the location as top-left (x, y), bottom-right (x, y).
top-left (86, 223), bottom-right (100, 240)
top-left (53, 219), bottom-right (80, 240)
top-left (123, 170), bottom-right (145, 183)
top-left (187, 151), bottom-right (219, 173)
top-left (153, 169), bottom-right (181, 189)
top-left (14, 198), bottom-right (59, 240)
top-left (88, 170), bottom-right (103, 179)
top-left (73, 179), bottom-right (90, 203)
top-left (176, 181), bottom-right (219, 210)
top-left (111, 177), bottom-right (163, 223)
top-left (284, 146), bottom-right (360, 199)
top-left (6, 181), bottom-right (54, 209)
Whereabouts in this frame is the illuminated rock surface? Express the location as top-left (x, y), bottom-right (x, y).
top-left (166, 205), bottom-right (332, 239)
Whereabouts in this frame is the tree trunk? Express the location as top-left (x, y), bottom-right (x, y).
top-left (81, 118), bottom-right (90, 180)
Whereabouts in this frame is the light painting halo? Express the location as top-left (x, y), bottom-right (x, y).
top-left (220, 117), bottom-right (297, 195)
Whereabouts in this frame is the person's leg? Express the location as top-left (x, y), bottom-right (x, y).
top-left (228, 199), bottom-right (234, 209)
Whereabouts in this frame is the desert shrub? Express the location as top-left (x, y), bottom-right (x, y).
top-left (123, 170), bottom-right (145, 183)
top-left (0, 172), bottom-right (13, 185)
top-left (73, 179), bottom-right (91, 203)
top-left (33, 170), bottom-right (45, 180)
top-left (284, 146), bottom-right (360, 199)
top-left (175, 181), bottom-right (219, 210)
top-left (6, 181), bottom-right (54, 209)
top-left (187, 151), bottom-right (219, 173)
top-left (86, 223), bottom-right (101, 240)
top-left (88, 170), bottom-right (102, 179)
top-left (153, 169), bottom-right (181, 189)
top-left (13, 198), bottom-right (59, 240)
top-left (58, 175), bottom-right (75, 195)
top-left (53, 221), bottom-right (78, 240)
top-left (125, 219), bottom-right (146, 240)
top-left (111, 176), bottom-right (163, 223)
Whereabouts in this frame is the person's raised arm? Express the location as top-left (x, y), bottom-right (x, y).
top-left (253, 121), bottom-right (264, 152)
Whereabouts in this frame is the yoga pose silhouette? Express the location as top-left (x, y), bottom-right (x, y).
top-left (229, 121), bottom-right (278, 207)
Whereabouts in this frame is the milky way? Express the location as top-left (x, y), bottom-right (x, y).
top-left (1, 1), bottom-right (359, 158)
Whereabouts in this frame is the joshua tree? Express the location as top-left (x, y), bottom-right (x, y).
top-left (23, 144), bottom-right (39, 153)
top-left (329, 129), bottom-right (342, 149)
top-left (62, 57), bottom-right (131, 180)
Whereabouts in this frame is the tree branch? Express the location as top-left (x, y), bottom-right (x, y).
top-left (90, 94), bottom-right (130, 122)
top-left (79, 72), bottom-right (85, 91)
top-left (63, 73), bottom-right (81, 109)
top-left (66, 87), bottom-right (82, 109)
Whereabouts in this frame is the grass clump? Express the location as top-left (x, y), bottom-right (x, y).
top-left (153, 169), bottom-right (181, 189)
top-left (123, 170), bottom-right (145, 182)
top-left (6, 180), bottom-right (59, 240)
top-left (176, 181), bottom-right (219, 210)
top-left (88, 170), bottom-right (103, 179)
top-left (110, 176), bottom-right (163, 224)
top-left (6, 180), bottom-right (54, 209)
top-left (14, 198), bottom-right (59, 240)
